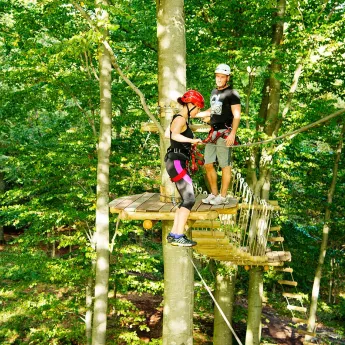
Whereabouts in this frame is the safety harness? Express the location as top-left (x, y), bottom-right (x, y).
top-left (169, 124), bottom-right (240, 183)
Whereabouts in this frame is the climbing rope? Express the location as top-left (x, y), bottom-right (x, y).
top-left (197, 108), bottom-right (345, 149)
top-left (190, 259), bottom-right (244, 345)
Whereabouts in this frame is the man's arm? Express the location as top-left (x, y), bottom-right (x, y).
top-left (225, 103), bottom-right (241, 146)
top-left (195, 108), bottom-right (211, 123)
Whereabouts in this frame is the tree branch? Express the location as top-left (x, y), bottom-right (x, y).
top-left (70, 1), bottom-right (165, 139)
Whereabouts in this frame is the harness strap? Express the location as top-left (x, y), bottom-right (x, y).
top-left (171, 168), bottom-right (188, 182)
top-left (203, 126), bottom-right (240, 145)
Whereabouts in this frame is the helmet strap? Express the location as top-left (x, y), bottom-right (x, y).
top-left (187, 104), bottom-right (196, 119)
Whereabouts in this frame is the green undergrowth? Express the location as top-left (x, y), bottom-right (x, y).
top-left (0, 228), bottom-right (164, 345)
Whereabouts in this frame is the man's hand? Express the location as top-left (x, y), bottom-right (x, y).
top-left (225, 132), bottom-right (236, 147)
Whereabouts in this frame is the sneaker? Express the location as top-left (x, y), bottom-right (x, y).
top-left (170, 235), bottom-right (197, 247)
top-left (167, 233), bottom-right (174, 243)
top-left (210, 195), bottom-right (228, 205)
top-left (202, 193), bottom-right (216, 204)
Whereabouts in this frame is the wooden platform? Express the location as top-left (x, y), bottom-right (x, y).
top-left (109, 192), bottom-right (238, 220)
top-left (109, 192), bottom-right (291, 266)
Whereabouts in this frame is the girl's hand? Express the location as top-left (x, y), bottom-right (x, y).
top-left (192, 138), bottom-right (203, 144)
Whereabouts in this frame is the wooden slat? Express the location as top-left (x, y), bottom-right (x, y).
top-left (296, 329), bottom-right (316, 337)
top-left (287, 305), bottom-right (307, 312)
top-left (124, 193), bottom-right (156, 212)
top-left (192, 220), bottom-right (222, 228)
top-left (119, 210), bottom-right (219, 221)
top-left (267, 251), bottom-right (291, 262)
top-left (159, 202), bottom-right (176, 212)
top-left (268, 237), bottom-right (284, 242)
top-left (292, 317), bottom-right (308, 324)
top-left (110, 194), bottom-right (147, 213)
top-left (191, 194), bottom-right (207, 211)
top-left (136, 193), bottom-right (164, 212)
top-left (278, 280), bottom-right (298, 286)
top-left (269, 226), bottom-right (281, 231)
top-left (275, 267), bottom-right (293, 273)
top-left (193, 238), bottom-right (229, 245)
top-left (192, 230), bottom-right (225, 238)
top-left (282, 292), bottom-right (303, 300)
top-left (239, 203), bottom-right (280, 211)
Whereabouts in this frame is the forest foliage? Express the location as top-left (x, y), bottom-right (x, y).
top-left (1, 0), bottom-right (345, 344)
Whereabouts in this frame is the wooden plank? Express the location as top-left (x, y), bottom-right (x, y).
top-left (136, 193), bottom-right (164, 212)
top-left (239, 203), bottom-right (280, 211)
top-left (282, 292), bottom-right (303, 300)
top-left (192, 230), bottom-right (225, 238)
top-left (110, 194), bottom-right (146, 213)
top-left (269, 226), bottom-right (281, 231)
top-left (192, 220), bottom-right (222, 228)
top-left (287, 305), bottom-right (307, 312)
top-left (193, 238), bottom-right (230, 245)
top-left (292, 318), bottom-right (308, 324)
top-left (267, 251), bottom-right (291, 262)
top-left (119, 210), bottom-right (219, 221)
top-left (268, 237), bottom-right (284, 242)
top-left (278, 280), bottom-right (298, 287)
top-left (275, 267), bottom-right (293, 273)
top-left (191, 194), bottom-right (206, 211)
top-left (159, 202), bottom-right (176, 212)
top-left (124, 192), bottom-right (156, 212)
top-left (195, 200), bottom-right (213, 212)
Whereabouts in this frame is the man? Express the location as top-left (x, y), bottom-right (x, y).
top-left (197, 64), bottom-right (241, 205)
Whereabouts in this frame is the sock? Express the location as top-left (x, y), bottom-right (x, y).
top-left (169, 232), bottom-right (184, 239)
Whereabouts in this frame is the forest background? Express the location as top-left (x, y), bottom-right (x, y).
top-left (0, 0), bottom-right (344, 344)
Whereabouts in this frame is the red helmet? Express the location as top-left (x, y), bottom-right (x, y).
top-left (178, 90), bottom-right (205, 109)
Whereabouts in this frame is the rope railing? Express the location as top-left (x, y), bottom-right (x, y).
top-left (192, 168), bottom-right (275, 258)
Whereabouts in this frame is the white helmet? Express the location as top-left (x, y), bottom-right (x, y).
top-left (215, 64), bottom-right (231, 75)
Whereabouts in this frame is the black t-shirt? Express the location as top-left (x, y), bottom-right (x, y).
top-left (210, 86), bottom-right (241, 126)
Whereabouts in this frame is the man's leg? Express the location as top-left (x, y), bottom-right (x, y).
top-left (220, 165), bottom-right (231, 197)
top-left (204, 163), bottom-right (218, 195)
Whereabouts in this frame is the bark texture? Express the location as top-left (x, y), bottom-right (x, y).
top-left (92, 1), bottom-right (112, 344)
top-left (306, 122), bottom-right (345, 340)
top-left (245, 267), bottom-right (263, 345)
top-left (213, 264), bottom-right (238, 345)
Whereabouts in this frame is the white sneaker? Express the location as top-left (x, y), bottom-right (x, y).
top-left (210, 195), bottom-right (228, 205)
top-left (202, 193), bottom-right (216, 204)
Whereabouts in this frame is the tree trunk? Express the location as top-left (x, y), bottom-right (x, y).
top-left (0, 173), bottom-right (5, 244)
top-left (213, 263), bottom-right (238, 345)
top-left (157, 0), bottom-right (194, 344)
top-left (245, 267), bottom-right (263, 345)
top-left (92, 1), bottom-right (112, 344)
top-left (162, 222), bottom-right (194, 345)
top-left (157, 0), bottom-right (186, 201)
top-left (264, 0), bottom-right (285, 136)
top-left (306, 122), bottom-right (345, 340)
top-left (252, 0), bottom-right (286, 198)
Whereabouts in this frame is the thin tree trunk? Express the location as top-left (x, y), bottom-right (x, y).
top-left (0, 173), bottom-right (4, 244)
top-left (213, 263), bottom-right (238, 345)
top-left (306, 122), bottom-right (345, 340)
top-left (245, 267), bottom-right (263, 345)
top-left (264, 0), bottom-right (285, 136)
top-left (91, 1), bottom-right (112, 344)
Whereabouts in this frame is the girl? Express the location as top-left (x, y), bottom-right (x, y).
top-left (164, 90), bottom-right (205, 246)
